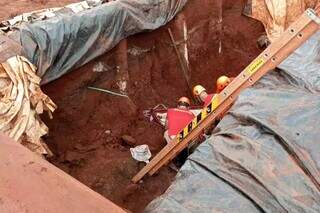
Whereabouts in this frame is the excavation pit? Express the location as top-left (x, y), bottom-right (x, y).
top-left (1, 0), bottom-right (265, 212)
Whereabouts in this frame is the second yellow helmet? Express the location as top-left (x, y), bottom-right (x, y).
top-left (216, 76), bottom-right (231, 92)
top-left (193, 85), bottom-right (206, 97)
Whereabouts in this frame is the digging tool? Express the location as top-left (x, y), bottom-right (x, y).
top-left (132, 8), bottom-right (320, 183)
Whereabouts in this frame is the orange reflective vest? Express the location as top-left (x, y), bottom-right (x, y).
top-left (167, 108), bottom-right (195, 137)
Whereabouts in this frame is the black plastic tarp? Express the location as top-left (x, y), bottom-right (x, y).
top-left (146, 32), bottom-right (320, 212)
top-left (16, 0), bottom-right (187, 84)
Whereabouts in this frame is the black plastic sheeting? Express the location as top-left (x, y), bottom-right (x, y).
top-left (16, 0), bottom-right (187, 84)
top-left (146, 32), bottom-right (320, 212)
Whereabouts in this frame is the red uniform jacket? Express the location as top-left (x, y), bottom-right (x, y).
top-left (167, 108), bottom-right (195, 137)
top-left (204, 94), bottom-right (216, 106)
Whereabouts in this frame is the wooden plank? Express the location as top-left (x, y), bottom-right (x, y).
top-left (132, 8), bottom-right (320, 183)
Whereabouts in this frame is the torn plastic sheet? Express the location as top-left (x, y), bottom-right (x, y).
top-left (130, 145), bottom-right (152, 164)
top-left (11, 0), bottom-right (187, 84)
top-left (146, 32), bottom-right (320, 212)
top-left (243, 0), bottom-right (320, 41)
top-left (0, 56), bottom-right (57, 155)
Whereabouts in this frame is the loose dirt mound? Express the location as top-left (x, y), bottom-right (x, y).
top-left (4, 0), bottom-right (265, 212)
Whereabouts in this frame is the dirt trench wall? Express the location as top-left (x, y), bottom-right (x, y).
top-left (42, 0), bottom-right (264, 212)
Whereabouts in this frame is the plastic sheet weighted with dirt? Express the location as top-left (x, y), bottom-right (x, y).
top-left (146, 32), bottom-right (320, 212)
top-left (16, 0), bottom-right (188, 84)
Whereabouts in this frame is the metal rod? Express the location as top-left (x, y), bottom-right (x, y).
top-left (88, 86), bottom-right (129, 98)
top-left (168, 28), bottom-right (194, 98)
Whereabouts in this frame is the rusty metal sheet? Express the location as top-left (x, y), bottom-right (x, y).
top-left (0, 134), bottom-right (125, 213)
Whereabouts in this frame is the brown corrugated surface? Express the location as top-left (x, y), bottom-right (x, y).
top-left (0, 134), bottom-right (125, 213)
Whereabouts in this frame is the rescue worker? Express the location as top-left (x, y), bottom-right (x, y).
top-left (216, 75), bottom-right (234, 93)
top-left (164, 97), bottom-right (195, 144)
top-left (193, 76), bottom-right (234, 132)
top-left (193, 85), bottom-right (215, 107)
top-left (193, 75), bottom-right (234, 106)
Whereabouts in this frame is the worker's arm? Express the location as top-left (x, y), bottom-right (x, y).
top-left (165, 117), bottom-right (168, 129)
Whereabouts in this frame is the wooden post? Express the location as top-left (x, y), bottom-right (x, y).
top-left (116, 39), bottom-right (129, 94)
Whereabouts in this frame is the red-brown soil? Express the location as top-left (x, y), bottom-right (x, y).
top-left (2, 0), bottom-right (265, 212)
top-left (0, 0), bottom-right (79, 21)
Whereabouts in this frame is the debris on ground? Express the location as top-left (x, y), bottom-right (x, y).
top-left (105, 130), bottom-right (112, 135)
top-left (73, 142), bottom-right (100, 153)
top-left (121, 135), bottom-right (137, 146)
top-left (63, 150), bottom-right (84, 163)
top-left (93, 61), bottom-right (113, 72)
top-left (130, 145), bottom-right (152, 164)
top-left (124, 183), bottom-right (139, 197)
top-left (127, 46), bottom-right (154, 57)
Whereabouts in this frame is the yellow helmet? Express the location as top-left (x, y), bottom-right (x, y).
top-left (178, 97), bottom-right (191, 106)
top-left (193, 85), bottom-right (206, 97)
top-left (216, 76), bottom-right (231, 92)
